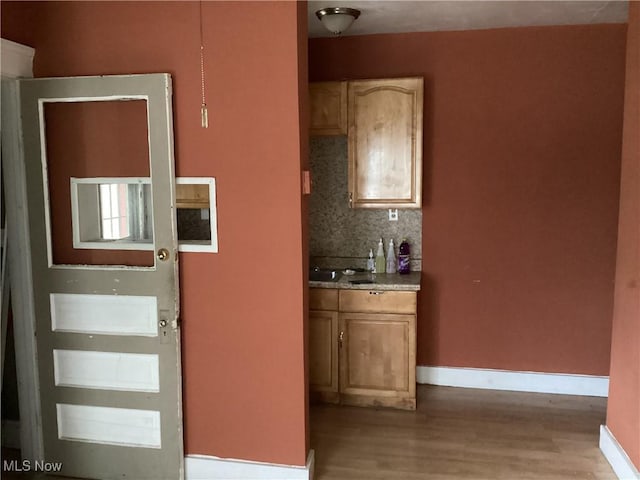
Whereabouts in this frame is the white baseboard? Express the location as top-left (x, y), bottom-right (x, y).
top-left (1, 419), bottom-right (21, 449)
top-left (416, 366), bottom-right (609, 397)
top-left (0, 419), bottom-right (315, 480)
top-left (600, 425), bottom-right (640, 479)
top-left (185, 449), bottom-right (314, 480)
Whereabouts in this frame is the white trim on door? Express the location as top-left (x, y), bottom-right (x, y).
top-left (600, 425), bottom-right (640, 480)
top-left (1, 39), bottom-right (34, 78)
top-left (185, 450), bottom-right (315, 480)
top-left (1, 38), bottom-right (42, 461)
top-left (417, 366), bottom-right (609, 397)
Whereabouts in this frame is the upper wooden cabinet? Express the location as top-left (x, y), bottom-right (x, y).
top-left (309, 81), bottom-right (347, 136)
top-left (348, 77), bottom-right (423, 209)
top-left (176, 183), bottom-right (209, 209)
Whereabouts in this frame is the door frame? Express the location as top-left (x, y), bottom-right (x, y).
top-left (1, 38), bottom-right (43, 461)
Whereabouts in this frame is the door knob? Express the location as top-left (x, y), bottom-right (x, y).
top-left (157, 248), bottom-right (170, 261)
top-left (159, 319), bottom-right (168, 328)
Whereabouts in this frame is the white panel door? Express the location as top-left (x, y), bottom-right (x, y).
top-left (19, 74), bottom-right (182, 479)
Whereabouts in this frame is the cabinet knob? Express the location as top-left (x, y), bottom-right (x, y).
top-left (339, 330), bottom-right (344, 347)
top-left (369, 291), bottom-right (385, 295)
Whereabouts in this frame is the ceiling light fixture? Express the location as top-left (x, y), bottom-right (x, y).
top-left (315, 7), bottom-right (361, 36)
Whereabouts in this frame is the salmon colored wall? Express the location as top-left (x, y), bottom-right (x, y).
top-left (607, 2), bottom-right (640, 469)
top-left (310, 24), bottom-right (626, 375)
top-left (2, 0), bottom-right (309, 467)
top-left (296, 1), bottom-right (311, 455)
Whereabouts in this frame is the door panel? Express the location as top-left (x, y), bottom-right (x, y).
top-left (19, 74), bottom-right (182, 479)
top-left (309, 310), bottom-right (338, 392)
top-left (339, 312), bottom-right (415, 397)
top-left (52, 349), bottom-right (160, 392)
top-left (56, 403), bottom-right (162, 448)
top-left (50, 293), bottom-right (158, 336)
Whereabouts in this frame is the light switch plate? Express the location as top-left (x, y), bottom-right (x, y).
top-left (302, 170), bottom-right (311, 195)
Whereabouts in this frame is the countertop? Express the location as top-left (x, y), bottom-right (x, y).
top-left (309, 271), bottom-right (421, 291)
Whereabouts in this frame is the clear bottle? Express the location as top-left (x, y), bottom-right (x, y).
top-left (366, 248), bottom-right (375, 272)
top-left (386, 239), bottom-right (397, 274)
top-left (398, 238), bottom-right (410, 274)
top-left (375, 238), bottom-right (386, 274)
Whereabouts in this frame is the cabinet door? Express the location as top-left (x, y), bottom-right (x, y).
top-left (339, 290), bottom-right (417, 315)
top-left (175, 182), bottom-right (209, 209)
top-left (309, 81), bottom-right (347, 136)
top-left (348, 77), bottom-right (423, 208)
top-left (309, 310), bottom-right (339, 403)
top-left (310, 288), bottom-right (338, 311)
top-left (339, 312), bottom-right (416, 410)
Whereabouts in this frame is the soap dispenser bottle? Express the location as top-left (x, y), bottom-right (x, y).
top-left (398, 238), bottom-right (411, 274)
top-left (366, 249), bottom-right (375, 272)
top-left (375, 238), bottom-right (386, 274)
top-left (386, 239), bottom-right (397, 274)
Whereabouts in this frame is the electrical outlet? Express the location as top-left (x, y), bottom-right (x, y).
top-left (389, 209), bottom-right (398, 221)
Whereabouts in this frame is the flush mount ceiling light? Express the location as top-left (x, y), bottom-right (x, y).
top-left (315, 7), bottom-right (361, 36)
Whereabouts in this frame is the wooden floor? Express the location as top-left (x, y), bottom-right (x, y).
top-left (2, 385), bottom-right (615, 479)
top-left (310, 385), bottom-right (616, 480)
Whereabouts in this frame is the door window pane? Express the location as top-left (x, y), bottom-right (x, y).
top-left (43, 100), bottom-right (154, 266)
top-left (72, 179), bottom-right (152, 249)
top-left (99, 183), bottom-right (131, 240)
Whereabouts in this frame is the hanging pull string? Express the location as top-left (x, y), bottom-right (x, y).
top-left (200, 45), bottom-right (208, 128)
top-left (199, 0), bottom-right (209, 128)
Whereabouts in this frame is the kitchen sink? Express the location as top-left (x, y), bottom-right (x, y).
top-left (309, 267), bottom-right (341, 282)
top-left (348, 279), bottom-right (376, 284)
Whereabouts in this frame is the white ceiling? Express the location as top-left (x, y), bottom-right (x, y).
top-left (308, 1), bottom-right (629, 38)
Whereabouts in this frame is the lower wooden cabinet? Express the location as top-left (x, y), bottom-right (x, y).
top-left (309, 288), bottom-right (417, 410)
top-left (339, 312), bottom-right (416, 410)
top-left (309, 309), bottom-right (339, 403)
top-left (309, 288), bottom-right (339, 403)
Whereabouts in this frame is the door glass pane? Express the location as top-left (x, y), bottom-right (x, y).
top-left (73, 179), bottom-right (152, 246)
top-left (43, 100), bottom-right (154, 267)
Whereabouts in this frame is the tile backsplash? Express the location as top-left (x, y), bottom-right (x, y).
top-left (309, 136), bottom-right (422, 271)
top-left (177, 209), bottom-right (211, 241)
